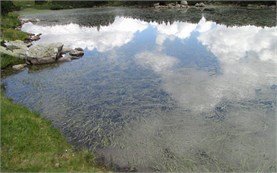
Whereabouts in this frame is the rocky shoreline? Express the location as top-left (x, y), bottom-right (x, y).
top-left (152, 1), bottom-right (276, 9)
top-left (0, 18), bottom-right (84, 71)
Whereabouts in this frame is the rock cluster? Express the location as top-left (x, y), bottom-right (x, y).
top-left (1, 17), bottom-right (85, 70)
top-left (1, 40), bottom-right (85, 68)
top-left (28, 33), bottom-right (42, 42)
top-left (153, 1), bottom-right (189, 9)
top-left (153, 1), bottom-right (207, 9)
top-left (195, 2), bottom-right (206, 7)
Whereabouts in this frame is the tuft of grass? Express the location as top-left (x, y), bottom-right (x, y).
top-left (1, 13), bottom-right (21, 29)
top-left (0, 92), bottom-right (103, 172)
top-left (0, 53), bottom-right (25, 69)
top-left (1, 13), bottom-right (29, 41)
top-left (1, 28), bottom-right (29, 41)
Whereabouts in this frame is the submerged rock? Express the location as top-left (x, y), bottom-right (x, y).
top-left (12, 64), bottom-right (27, 70)
top-left (26, 43), bottom-right (63, 65)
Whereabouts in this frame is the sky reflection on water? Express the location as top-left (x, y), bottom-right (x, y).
top-left (21, 16), bottom-right (276, 111)
top-left (4, 8), bottom-right (277, 172)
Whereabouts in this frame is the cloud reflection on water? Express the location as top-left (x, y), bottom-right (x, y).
top-left (22, 17), bottom-right (148, 52)
top-left (22, 15), bottom-right (277, 111)
top-left (134, 17), bottom-right (276, 111)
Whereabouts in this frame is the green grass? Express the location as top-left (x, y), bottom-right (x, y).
top-left (1, 28), bottom-right (29, 41)
top-left (0, 53), bottom-right (25, 69)
top-left (1, 13), bottom-right (21, 29)
top-left (1, 13), bottom-right (29, 41)
top-left (1, 92), bottom-right (104, 172)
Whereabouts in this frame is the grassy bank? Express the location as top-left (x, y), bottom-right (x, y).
top-left (0, 91), bottom-right (103, 172)
top-left (1, 12), bottom-right (29, 41)
top-left (1, 12), bottom-right (29, 69)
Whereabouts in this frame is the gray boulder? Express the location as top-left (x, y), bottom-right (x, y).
top-left (4, 40), bottom-right (29, 51)
top-left (61, 47), bottom-right (72, 54)
top-left (154, 3), bottom-right (159, 6)
top-left (2, 40), bottom-right (30, 58)
top-left (26, 43), bottom-right (63, 65)
top-left (180, 0), bottom-right (188, 5)
top-left (69, 48), bottom-right (84, 57)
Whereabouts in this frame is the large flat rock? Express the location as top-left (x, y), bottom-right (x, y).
top-left (26, 43), bottom-right (63, 65)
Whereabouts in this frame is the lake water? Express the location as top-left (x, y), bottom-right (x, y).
top-left (3, 7), bottom-right (277, 172)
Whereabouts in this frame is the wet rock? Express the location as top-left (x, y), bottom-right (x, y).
top-left (154, 3), bottom-right (160, 8)
top-left (21, 18), bottom-right (40, 24)
top-left (69, 48), bottom-right (84, 57)
top-left (12, 64), bottom-right (27, 70)
top-left (258, 5), bottom-right (267, 8)
top-left (195, 2), bottom-right (205, 7)
top-left (247, 4), bottom-right (255, 8)
top-left (74, 47), bottom-right (84, 51)
top-left (26, 43), bottom-right (63, 65)
top-left (181, 4), bottom-right (188, 8)
top-left (70, 55), bottom-right (82, 60)
top-left (167, 3), bottom-right (174, 8)
top-left (180, 0), bottom-right (188, 5)
top-left (58, 55), bottom-right (72, 62)
top-left (29, 33), bottom-right (42, 41)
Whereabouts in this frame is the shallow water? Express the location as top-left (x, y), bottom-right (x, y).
top-left (3, 7), bottom-right (277, 172)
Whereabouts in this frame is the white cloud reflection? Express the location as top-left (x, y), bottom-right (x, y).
top-left (136, 18), bottom-right (277, 111)
top-left (21, 17), bottom-right (148, 52)
top-left (153, 21), bottom-right (197, 46)
top-left (135, 51), bottom-right (178, 73)
top-left (22, 16), bottom-right (276, 111)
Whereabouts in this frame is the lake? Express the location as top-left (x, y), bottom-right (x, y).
top-left (3, 7), bottom-right (276, 172)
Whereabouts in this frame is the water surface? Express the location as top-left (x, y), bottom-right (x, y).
top-left (3, 7), bottom-right (277, 172)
